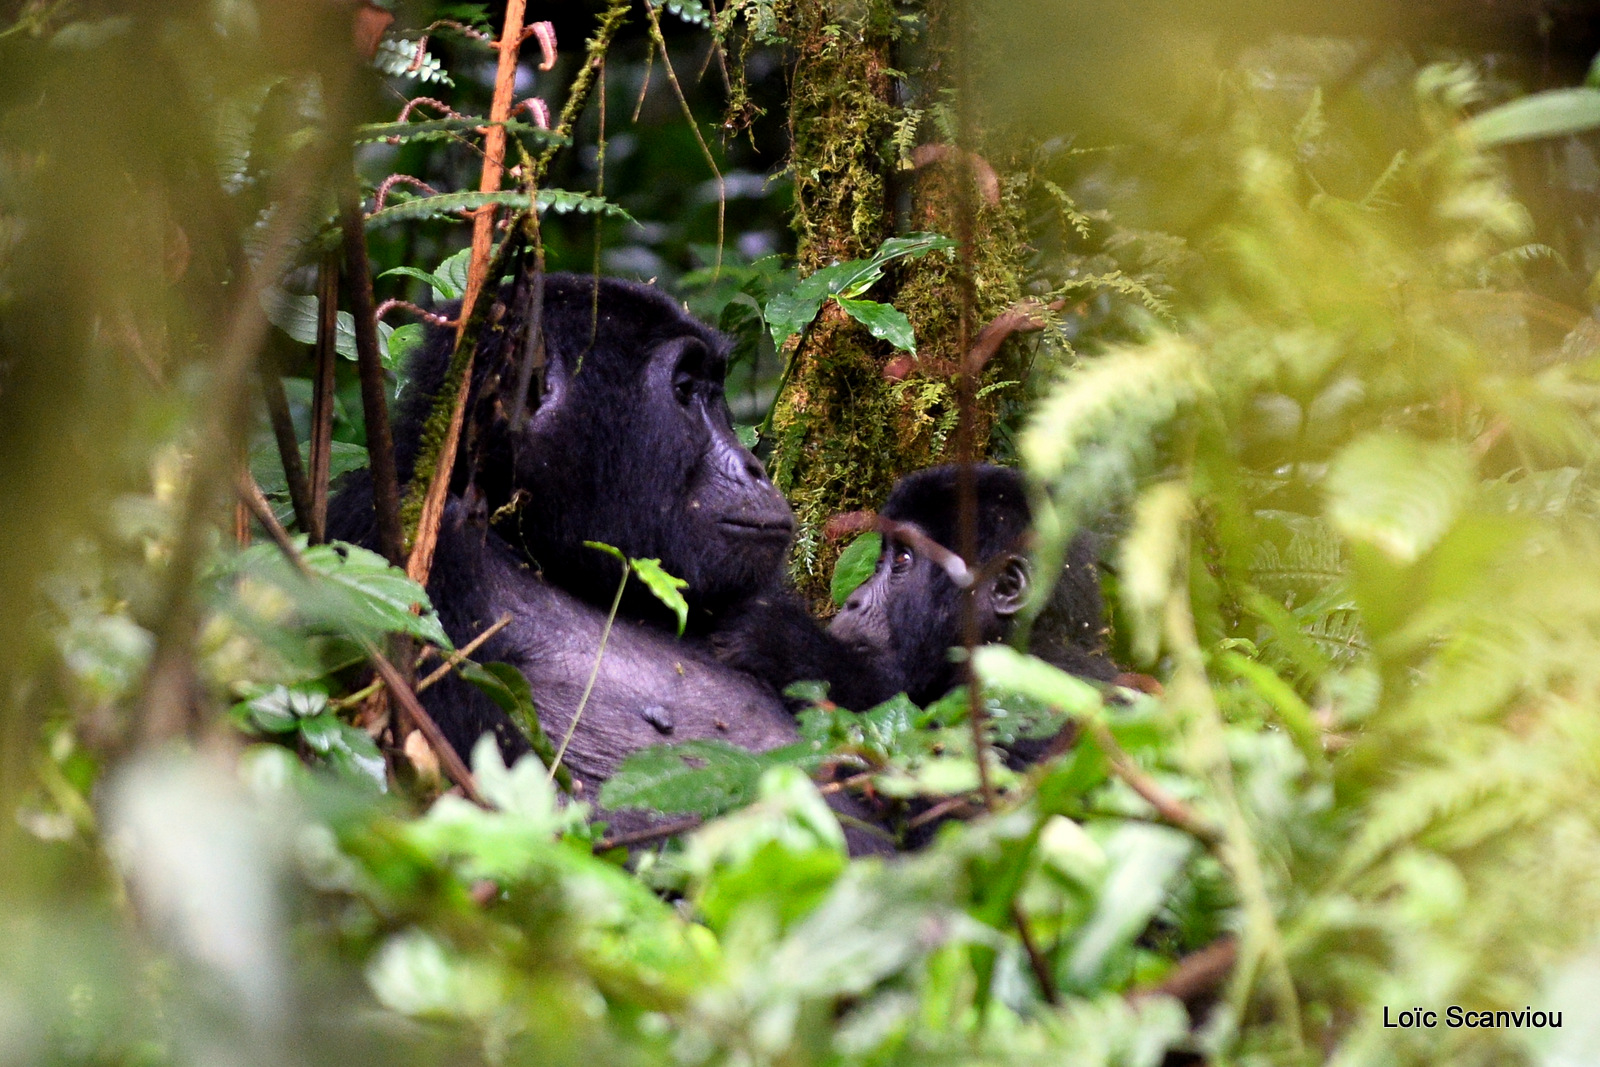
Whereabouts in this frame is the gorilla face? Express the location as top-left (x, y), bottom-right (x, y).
top-left (829, 465), bottom-right (1033, 705)
top-left (501, 276), bottom-right (793, 612)
top-left (830, 518), bottom-right (1029, 706)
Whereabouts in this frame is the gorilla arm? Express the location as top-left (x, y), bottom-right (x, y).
top-left (709, 590), bottom-right (904, 712)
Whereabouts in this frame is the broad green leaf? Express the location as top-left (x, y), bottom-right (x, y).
top-left (298, 542), bottom-right (451, 648)
top-left (1325, 432), bottom-right (1472, 564)
top-left (380, 265), bottom-right (456, 299)
top-left (828, 261), bottom-right (889, 301)
top-left (231, 539), bottom-right (451, 649)
top-left (798, 692), bottom-right (926, 757)
top-left (1064, 823), bottom-right (1194, 988)
top-left (830, 532), bottom-right (881, 607)
top-left (601, 740), bottom-right (819, 817)
top-left (836, 297), bottom-right (916, 351)
top-left (868, 232), bottom-right (958, 266)
top-left (972, 645), bottom-right (1104, 717)
top-left (684, 767), bottom-right (848, 933)
top-left (251, 440), bottom-right (368, 500)
top-left (1035, 814), bottom-right (1108, 887)
top-left (433, 247), bottom-right (472, 302)
top-left (385, 323), bottom-right (426, 367)
top-left (980, 689), bottom-right (1073, 745)
top-left (405, 739), bottom-right (587, 882)
top-left (762, 274), bottom-right (833, 349)
top-left (761, 232), bottom-right (954, 349)
top-left (468, 735), bottom-right (560, 819)
top-left (583, 540), bottom-right (626, 563)
top-left (297, 713), bottom-right (379, 770)
top-left (261, 289), bottom-right (394, 366)
top-left (629, 558), bottom-right (689, 635)
top-left (1465, 87), bottom-right (1600, 146)
top-left (366, 931), bottom-right (502, 1019)
top-left (873, 755), bottom-right (985, 798)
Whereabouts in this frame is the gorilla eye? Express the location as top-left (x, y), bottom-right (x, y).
top-left (890, 544), bottom-right (914, 574)
top-left (673, 373), bottom-right (695, 406)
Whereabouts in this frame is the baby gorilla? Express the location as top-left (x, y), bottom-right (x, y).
top-left (829, 464), bottom-right (1117, 706)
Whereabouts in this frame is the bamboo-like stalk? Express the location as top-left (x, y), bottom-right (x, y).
top-left (402, 0), bottom-right (529, 590)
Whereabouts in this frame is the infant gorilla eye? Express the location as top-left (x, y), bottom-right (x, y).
top-left (890, 543), bottom-right (914, 574)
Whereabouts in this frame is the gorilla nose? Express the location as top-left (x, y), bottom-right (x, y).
top-left (828, 604), bottom-right (866, 643)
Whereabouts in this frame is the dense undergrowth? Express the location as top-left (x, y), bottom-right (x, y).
top-left (4, 3), bottom-right (1600, 1065)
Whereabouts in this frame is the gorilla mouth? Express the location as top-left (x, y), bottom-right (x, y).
top-left (717, 516), bottom-right (795, 538)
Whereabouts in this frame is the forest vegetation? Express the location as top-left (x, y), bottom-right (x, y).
top-left (5, 0), bottom-right (1600, 1064)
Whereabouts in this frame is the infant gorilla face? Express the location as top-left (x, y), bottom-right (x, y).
top-left (829, 469), bottom-right (1031, 706)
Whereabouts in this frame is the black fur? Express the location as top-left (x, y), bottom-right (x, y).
top-left (828, 464), bottom-right (1117, 707)
top-left (327, 273), bottom-right (891, 849)
top-left (331, 273), bottom-right (795, 621)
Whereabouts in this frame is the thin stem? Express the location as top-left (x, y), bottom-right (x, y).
top-left (1085, 718), bottom-right (1223, 848)
top-left (406, 0), bottom-right (529, 589)
top-left (415, 613), bottom-right (514, 692)
top-left (456, 0), bottom-right (528, 332)
top-left (238, 473), bottom-right (482, 804)
top-left (540, 0), bottom-right (634, 173)
top-left (332, 611), bottom-right (514, 710)
top-left (238, 473), bottom-right (300, 564)
top-left (365, 642), bottom-right (485, 806)
top-left (549, 567), bottom-right (628, 780)
top-left (757, 319), bottom-right (814, 449)
top-left (260, 366), bottom-right (314, 536)
top-left (596, 815), bottom-right (703, 851)
top-left (1011, 901), bottom-right (1060, 1004)
top-left (340, 189), bottom-right (406, 568)
top-left (308, 248), bottom-right (339, 543)
top-left (642, 1), bottom-right (725, 275)
top-left (947, 0), bottom-right (994, 812)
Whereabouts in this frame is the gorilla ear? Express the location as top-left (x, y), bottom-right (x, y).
top-left (990, 554), bottom-right (1030, 617)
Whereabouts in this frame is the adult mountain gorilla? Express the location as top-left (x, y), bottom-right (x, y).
top-left (328, 272), bottom-right (890, 820)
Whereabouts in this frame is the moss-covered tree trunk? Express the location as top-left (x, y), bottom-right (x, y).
top-left (768, 0), bottom-right (1032, 602)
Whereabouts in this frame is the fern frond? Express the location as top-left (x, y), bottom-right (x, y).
top-left (1057, 269), bottom-right (1174, 322)
top-left (1042, 179), bottom-right (1093, 240)
top-left (374, 39), bottom-right (453, 85)
top-left (1022, 335), bottom-right (1203, 523)
top-left (1336, 736), bottom-right (1546, 883)
top-left (1358, 150), bottom-right (1408, 210)
top-left (891, 109), bottom-right (923, 171)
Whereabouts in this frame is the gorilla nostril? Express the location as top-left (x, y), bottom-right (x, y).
top-left (743, 456), bottom-right (767, 481)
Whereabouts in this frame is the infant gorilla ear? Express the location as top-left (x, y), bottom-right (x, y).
top-left (829, 464), bottom-right (1116, 706)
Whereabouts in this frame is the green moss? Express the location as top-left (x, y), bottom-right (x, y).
top-left (768, 1), bottom-right (1037, 601)
top-left (398, 236), bottom-right (522, 547)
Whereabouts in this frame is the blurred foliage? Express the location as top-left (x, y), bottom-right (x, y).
top-left (5, 2), bottom-right (1600, 1067)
